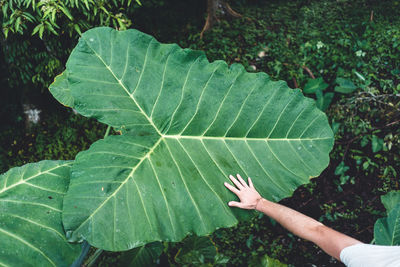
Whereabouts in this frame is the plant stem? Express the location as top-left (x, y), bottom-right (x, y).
top-left (86, 248), bottom-right (104, 267)
top-left (71, 241), bottom-right (91, 267)
top-left (104, 125), bottom-right (111, 138)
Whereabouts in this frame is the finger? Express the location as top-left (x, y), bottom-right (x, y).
top-left (236, 173), bottom-right (248, 188)
top-left (229, 174), bottom-right (244, 189)
top-left (224, 182), bottom-right (240, 195)
top-left (248, 177), bottom-right (254, 188)
top-left (228, 201), bottom-right (243, 208)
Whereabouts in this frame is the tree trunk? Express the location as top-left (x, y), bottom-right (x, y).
top-left (200, 0), bottom-right (242, 39)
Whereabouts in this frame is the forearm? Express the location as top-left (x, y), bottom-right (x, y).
top-left (256, 198), bottom-right (323, 241)
top-left (256, 198), bottom-right (362, 260)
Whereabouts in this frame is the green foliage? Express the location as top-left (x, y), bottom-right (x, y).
top-left (0, 110), bottom-right (106, 174)
top-left (0, 160), bottom-right (80, 266)
top-left (0, 0), bottom-right (143, 104)
top-left (249, 254), bottom-right (287, 267)
top-left (57, 27), bottom-right (333, 251)
top-left (1, 0), bottom-right (142, 38)
top-left (173, 236), bottom-right (229, 266)
top-left (334, 161), bottom-right (354, 190)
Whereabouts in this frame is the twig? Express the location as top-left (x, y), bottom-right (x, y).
top-left (353, 92), bottom-right (400, 112)
top-left (292, 77), bottom-right (298, 88)
top-left (283, 62), bottom-right (316, 79)
top-left (301, 65), bottom-right (315, 79)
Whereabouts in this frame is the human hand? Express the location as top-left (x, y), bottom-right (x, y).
top-left (224, 174), bottom-right (263, 210)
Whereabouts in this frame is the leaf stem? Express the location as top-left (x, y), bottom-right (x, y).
top-left (86, 248), bottom-right (104, 267)
top-left (71, 241), bottom-right (91, 267)
top-left (104, 125), bottom-right (111, 138)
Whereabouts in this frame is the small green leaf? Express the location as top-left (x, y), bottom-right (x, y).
top-left (45, 21), bottom-right (59, 35)
top-left (22, 12), bottom-right (36, 23)
top-left (360, 136), bottom-right (369, 147)
top-left (303, 77), bottom-right (329, 94)
top-left (334, 78), bottom-right (357, 94)
top-left (3, 27), bottom-right (9, 38)
top-left (331, 122), bottom-right (340, 134)
top-left (39, 24), bottom-right (45, 38)
top-left (74, 24), bottom-right (81, 35)
top-left (354, 71), bottom-right (366, 81)
top-left (316, 90), bottom-right (334, 111)
top-left (15, 16), bottom-right (21, 32)
top-left (335, 161), bottom-right (349, 176)
top-left (363, 161), bottom-right (369, 170)
top-left (371, 135), bottom-right (383, 153)
top-left (59, 6), bottom-right (73, 20)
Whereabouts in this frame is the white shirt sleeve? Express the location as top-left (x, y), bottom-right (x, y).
top-left (340, 243), bottom-right (400, 267)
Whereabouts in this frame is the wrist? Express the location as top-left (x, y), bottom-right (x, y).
top-left (255, 197), bottom-right (266, 211)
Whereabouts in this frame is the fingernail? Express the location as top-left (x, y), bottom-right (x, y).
top-left (228, 202), bottom-right (232, 206)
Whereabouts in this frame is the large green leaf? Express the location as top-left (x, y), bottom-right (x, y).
top-left (0, 161), bottom-right (80, 266)
top-left (374, 205), bottom-right (400, 245)
top-left (58, 27), bottom-right (334, 251)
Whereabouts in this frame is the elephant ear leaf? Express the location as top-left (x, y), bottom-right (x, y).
top-left (0, 160), bottom-right (80, 266)
top-left (57, 27), bottom-right (334, 251)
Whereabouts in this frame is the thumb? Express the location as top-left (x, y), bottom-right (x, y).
top-left (228, 201), bottom-right (243, 208)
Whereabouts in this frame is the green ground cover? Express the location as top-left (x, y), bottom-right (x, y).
top-left (1, 0), bottom-right (399, 266)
